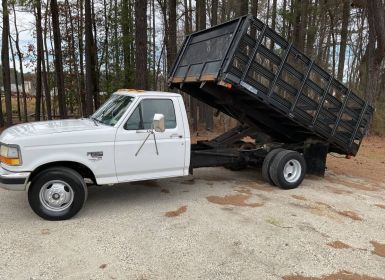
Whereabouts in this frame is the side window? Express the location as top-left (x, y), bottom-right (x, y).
top-left (125, 99), bottom-right (177, 130)
top-left (142, 99), bottom-right (176, 129)
top-left (124, 106), bottom-right (142, 130)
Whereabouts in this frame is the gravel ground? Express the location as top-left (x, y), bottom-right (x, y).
top-left (1, 167), bottom-right (385, 280)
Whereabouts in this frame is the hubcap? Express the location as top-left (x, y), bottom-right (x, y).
top-left (39, 180), bottom-right (74, 212)
top-left (283, 159), bottom-right (302, 183)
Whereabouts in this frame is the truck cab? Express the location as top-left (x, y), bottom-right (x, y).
top-left (0, 90), bottom-right (190, 220)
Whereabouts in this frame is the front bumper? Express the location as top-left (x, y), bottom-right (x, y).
top-left (0, 166), bottom-right (30, 191)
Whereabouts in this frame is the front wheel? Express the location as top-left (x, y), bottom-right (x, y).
top-left (28, 167), bottom-right (88, 220)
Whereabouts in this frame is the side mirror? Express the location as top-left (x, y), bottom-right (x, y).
top-left (153, 113), bottom-right (165, 132)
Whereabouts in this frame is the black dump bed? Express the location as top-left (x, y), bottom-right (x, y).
top-left (168, 15), bottom-right (374, 156)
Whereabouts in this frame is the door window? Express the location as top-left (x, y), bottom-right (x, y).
top-left (125, 99), bottom-right (177, 130)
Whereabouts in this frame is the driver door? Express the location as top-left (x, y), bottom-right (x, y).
top-left (114, 97), bottom-right (186, 182)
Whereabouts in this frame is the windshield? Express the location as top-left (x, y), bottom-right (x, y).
top-left (91, 94), bottom-right (134, 126)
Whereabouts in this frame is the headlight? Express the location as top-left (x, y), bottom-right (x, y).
top-left (0, 144), bottom-right (22, 166)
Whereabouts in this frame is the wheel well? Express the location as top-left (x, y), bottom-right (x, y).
top-left (29, 161), bottom-right (97, 184)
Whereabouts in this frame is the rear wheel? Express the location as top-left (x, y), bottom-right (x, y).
top-left (269, 150), bottom-right (306, 189)
top-left (28, 167), bottom-right (88, 220)
top-left (262, 148), bottom-right (284, 185)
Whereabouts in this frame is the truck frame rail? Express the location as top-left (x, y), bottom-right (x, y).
top-left (169, 15), bottom-right (374, 156)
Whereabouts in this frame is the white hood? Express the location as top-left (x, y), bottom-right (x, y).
top-left (0, 119), bottom-right (113, 145)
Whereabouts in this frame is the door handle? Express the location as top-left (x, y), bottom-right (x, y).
top-left (170, 134), bottom-right (183, 139)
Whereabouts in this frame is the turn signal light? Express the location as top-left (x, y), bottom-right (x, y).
top-left (0, 156), bottom-right (21, 166)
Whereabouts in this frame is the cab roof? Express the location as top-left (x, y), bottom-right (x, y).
top-left (114, 89), bottom-right (180, 97)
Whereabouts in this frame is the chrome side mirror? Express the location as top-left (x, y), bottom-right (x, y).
top-left (153, 113), bottom-right (165, 132)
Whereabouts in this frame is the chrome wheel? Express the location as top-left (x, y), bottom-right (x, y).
top-left (283, 159), bottom-right (302, 183)
top-left (39, 180), bottom-right (74, 212)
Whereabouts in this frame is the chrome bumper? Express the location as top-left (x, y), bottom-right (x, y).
top-left (0, 166), bottom-right (30, 191)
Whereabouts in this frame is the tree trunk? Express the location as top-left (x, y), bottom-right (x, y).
top-left (281, 0), bottom-right (287, 36)
top-left (51, 0), bottom-right (67, 118)
top-left (337, 0), bottom-right (350, 81)
top-left (211, 0), bottom-right (218, 25)
top-left (184, 0), bottom-right (190, 33)
top-left (12, 3), bottom-right (28, 122)
top-left (85, 0), bottom-right (98, 115)
top-left (292, 0), bottom-right (302, 50)
top-left (78, 0), bottom-right (86, 115)
top-left (270, 0), bottom-right (277, 49)
top-left (35, 0), bottom-right (44, 121)
top-left (152, 0), bottom-right (156, 89)
top-left (9, 35), bottom-right (21, 121)
top-left (328, 8), bottom-right (336, 76)
top-left (250, 0), bottom-right (259, 37)
top-left (113, 0), bottom-right (120, 87)
top-left (239, 0), bottom-right (248, 16)
top-left (251, 0), bottom-right (258, 16)
top-left (167, 0), bottom-right (177, 74)
top-left (103, 0), bottom-right (110, 93)
top-left (1, 0), bottom-right (11, 126)
top-left (135, 0), bottom-right (148, 89)
top-left (191, 0), bottom-right (205, 132)
top-left (91, 0), bottom-right (100, 109)
top-left (64, 1), bottom-right (74, 115)
top-left (66, 0), bottom-right (79, 116)
top-left (43, 1), bottom-right (52, 119)
top-left (122, 0), bottom-right (132, 87)
top-left (366, 0), bottom-right (385, 105)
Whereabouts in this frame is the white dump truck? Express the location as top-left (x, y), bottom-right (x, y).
top-left (0, 15), bottom-right (372, 220)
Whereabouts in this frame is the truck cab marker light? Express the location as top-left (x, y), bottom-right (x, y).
top-left (218, 81), bottom-right (232, 89)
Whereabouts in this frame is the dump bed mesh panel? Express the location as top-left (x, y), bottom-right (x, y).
top-left (171, 20), bottom-right (241, 83)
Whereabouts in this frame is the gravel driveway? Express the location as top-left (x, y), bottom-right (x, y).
top-left (1, 167), bottom-right (385, 280)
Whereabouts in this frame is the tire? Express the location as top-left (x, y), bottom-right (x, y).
top-left (269, 150), bottom-right (306, 189)
top-left (262, 148), bottom-right (284, 185)
top-left (28, 167), bottom-right (88, 221)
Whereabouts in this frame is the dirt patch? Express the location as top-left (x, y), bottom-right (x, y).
top-left (292, 195), bottom-right (307, 201)
top-left (165, 206), bottom-right (187, 217)
top-left (326, 176), bottom-right (379, 192)
top-left (239, 182), bottom-right (274, 192)
top-left (374, 204), bottom-right (385, 210)
top-left (324, 185), bottom-right (353, 195)
top-left (160, 188), bottom-right (170, 194)
top-left (327, 241), bottom-right (351, 249)
top-left (370, 241), bottom-right (385, 258)
top-left (235, 187), bottom-right (252, 195)
top-left (207, 194), bottom-right (263, 208)
top-left (337, 210), bottom-right (363, 221)
top-left (290, 202), bottom-right (340, 220)
top-left (291, 201), bottom-right (363, 221)
top-left (282, 270), bottom-right (384, 280)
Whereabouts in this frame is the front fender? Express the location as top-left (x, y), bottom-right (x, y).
top-left (3, 142), bottom-right (118, 185)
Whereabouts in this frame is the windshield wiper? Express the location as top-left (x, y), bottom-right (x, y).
top-left (89, 116), bottom-right (100, 126)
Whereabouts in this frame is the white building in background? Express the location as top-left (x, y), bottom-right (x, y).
top-left (1, 81), bottom-right (35, 96)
